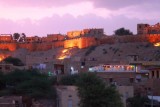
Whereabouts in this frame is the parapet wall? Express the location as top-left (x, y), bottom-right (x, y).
top-left (0, 34), bottom-right (160, 51)
top-left (100, 34), bottom-right (160, 44)
top-left (0, 41), bottom-right (64, 51)
top-left (0, 43), bottom-right (17, 51)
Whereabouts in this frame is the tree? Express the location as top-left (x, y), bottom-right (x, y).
top-left (76, 73), bottom-right (123, 107)
top-left (5, 69), bottom-right (31, 87)
top-left (59, 74), bottom-right (79, 85)
top-left (114, 27), bottom-right (133, 36)
top-left (15, 77), bottom-right (56, 99)
top-left (12, 33), bottom-right (26, 42)
top-left (1, 69), bottom-right (56, 99)
top-left (13, 33), bottom-right (20, 40)
top-left (0, 72), bottom-right (5, 90)
top-left (3, 56), bottom-right (24, 66)
top-left (127, 95), bottom-right (150, 107)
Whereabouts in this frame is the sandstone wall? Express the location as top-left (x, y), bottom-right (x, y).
top-left (64, 37), bottom-right (97, 49)
top-left (0, 43), bottom-right (17, 51)
top-left (0, 34), bottom-right (160, 51)
top-left (0, 36), bottom-right (12, 42)
top-left (100, 34), bottom-right (160, 44)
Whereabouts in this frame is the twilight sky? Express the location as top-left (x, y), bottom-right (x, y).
top-left (0, 0), bottom-right (160, 36)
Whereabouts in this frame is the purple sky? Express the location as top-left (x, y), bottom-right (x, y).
top-left (0, 0), bottom-right (160, 36)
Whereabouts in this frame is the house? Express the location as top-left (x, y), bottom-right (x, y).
top-left (56, 86), bottom-right (80, 107)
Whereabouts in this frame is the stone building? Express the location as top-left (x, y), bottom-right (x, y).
top-left (0, 34), bottom-right (12, 42)
top-left (137, 23), bottom-right (160, 35)
top-left (0, 63), bottom-right (14, 73)
top-left (56, 86), bottom-right (80, 107)
top-left (67, 28), bottom-right (104, 39)
top-left (117, 86), bottom-right (134, 107)
top-left (0, 96), bottom-right (23, 107)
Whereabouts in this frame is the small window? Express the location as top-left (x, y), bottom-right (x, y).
top-left (156, 71), bottom-right (159, 78)
top-left (130, 78), bottom-right (134, 83)
top-left (109, 78), bottom-right (113, 83)
top-left (125, 92), bottom-right (129, 98)
top-left (68, 95), bottom-right (72, 97)
top-left (15, 100), bottom-right (19, 107)
top-left (68, 99), bottom-right (72, 107)
top-left (137, 78), bottom-right (141, 82)
top-left (5, 66), bottom-right (10, 70)
top-left (152, 71), bottom-right (154, 78)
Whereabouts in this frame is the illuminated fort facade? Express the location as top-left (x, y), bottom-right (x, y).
top-left (1, 24), bottom-right (160, 52)
top-left (0, 28), bottom-right (104, 51)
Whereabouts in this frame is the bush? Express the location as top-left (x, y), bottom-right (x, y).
top-left (3, 56), bottom-right (24, 66)
top-left (59, 74), bottom-right (79, 85)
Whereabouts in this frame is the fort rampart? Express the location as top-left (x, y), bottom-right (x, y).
top-left (0, 34), bottom-right (160, 51)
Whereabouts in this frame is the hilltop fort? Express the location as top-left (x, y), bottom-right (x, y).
top-left (1, 23), bottom-right (160, 106)
top-left (0, 23), bottom-right (160, 52)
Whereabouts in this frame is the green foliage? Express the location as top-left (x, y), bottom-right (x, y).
top-left (15, 78), bottom-right (56, 99)
top-left (0, 69), bottom-right (56, 99)
top-left (0, 72), bottom-right (5, 90)
top-left (58, 73), bottom-right (123, 107)
top-left (85, 46), bottom-right (97, 56)
top-left (59, 74), bottom-right (79, 85)
top-left (114, 27), bottom-right (133, 36)
top-left (49, 76), bottom-right (57, 85)
top-left (127, 95), bottom-right (150, 107)
top-left (5, 69), bottom-right (31, 86)
top-left (13, 33), bottom-right (20, 39)
top-left (76, 73), bottom-right (123, 107)
top-left (3, 56), bottom-right (24, 66)
top-left (104, 87), bottom-right (124, 107)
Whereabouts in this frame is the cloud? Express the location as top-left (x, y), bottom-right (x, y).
top-left (0, 0), bottom-right (159, 36)
top-left (91, 0), bottom-right (160, 10)
top-left (0, 13), bottom-right (159, 36)
top-left (0, 0), bottom-right (160, 21)
top-left (0, 0), bottom-right (86, 7)
top-left (114, 2), bottom-right (160, 20)
top-left (0, 1), bottom-right (112, 21)
top-left (1, 0), bottom-right (160, 11)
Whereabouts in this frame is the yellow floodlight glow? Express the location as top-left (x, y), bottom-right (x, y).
top-left (154, 42), bottom-right (160, 47)
top-left (62, 49), bottom-right (68, 53)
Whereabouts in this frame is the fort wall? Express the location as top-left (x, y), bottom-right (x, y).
top-left (0, 34), bottom-right (160, 51)
top-left (64, 37), bottom-right (97, 49)
top-left (100, 34), bottom-right (160, 45)
top-left (0, 43), bottom-right (17, 51)
top-left (0, 35), bottom-right (12, 42)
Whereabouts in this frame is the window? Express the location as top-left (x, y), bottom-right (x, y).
top-left (125, 92), bottom-right (129, 99)
top-left (68, 99), bottom-right (72, 107)
top-left (156, 70), bottom-right (159, 78)
top-left (81, 62), bottom-right (85, 66)
top-left (15, 100), bottom-right (19, 107)
top-left (137, 78), bottom-right (141, 82)
top-left (130, 78), bottom-right (134, 83)
top-left (109, 78), bottom-right (113, 83)
top-left (5, 66), bottom-right (10, 70)
top-left (152, 71), bottom-right (154, 78)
